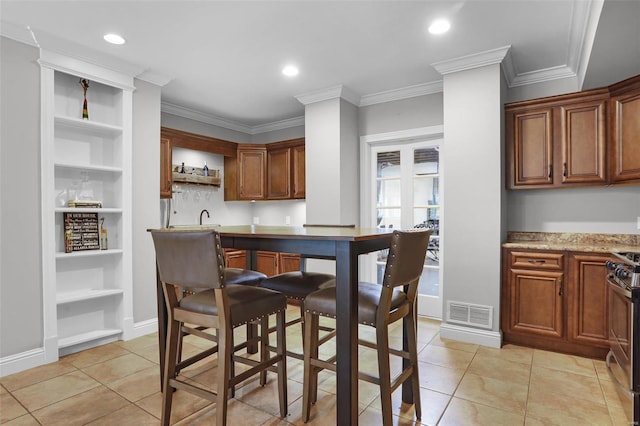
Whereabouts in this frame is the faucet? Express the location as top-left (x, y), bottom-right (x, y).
top-left (199, 209), bottom-right (210, 225)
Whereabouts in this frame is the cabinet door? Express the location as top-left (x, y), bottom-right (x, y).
top-left (567, 253), bottom-right (610, 347)
top-left (610, 88), bottom-right (640, 183)
top-left (559, 99), bottom-right (607, 185)
top-left (224, 250), bottom-right (247, 269)
top-left (160, 137), bottom-right (172, 198)
top-left (256, 251), bottom-right (278, 277)
top-left (267, 147), bottom-right (291, 199)
top-left (508, 268), bottom-right (564, 339)
top-left (292, 144), bottom-right (306, 199)
top-left (238, 148), bottom-right (266, 199)
top-left (278, 252), bottom-right (301, 273)
top-left (507, 108), bottom-right (554, 187)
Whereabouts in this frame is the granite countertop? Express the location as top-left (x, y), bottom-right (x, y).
top-left (503, 232), bottom-right (640, 254)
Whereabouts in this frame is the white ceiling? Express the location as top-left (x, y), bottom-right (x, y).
top-left (1, 0), bottom-right (639, 133)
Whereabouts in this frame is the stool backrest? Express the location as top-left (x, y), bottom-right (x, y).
top-left (151, 230), bottom-right (225, 289)
top-left (382, 229), bottom-right (431, 289)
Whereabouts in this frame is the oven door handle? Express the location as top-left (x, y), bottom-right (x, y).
top-left (607, 277), bottom-right (632, 298)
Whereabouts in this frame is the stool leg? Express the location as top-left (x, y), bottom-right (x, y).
top-left (276, 310), bottom-right (288, 417)
top-left (376, 324), bottom-right (393, 426)
top-left (216, 326), bottom-right (231, 426)
top-left (302, 311), bottom-right (319, 422)
top-left (161, 317), bottom-right (180, 426)
top-left (260, 317), bottom-right (268, 386)
top-left (407, 307), bottom-right (421, 420)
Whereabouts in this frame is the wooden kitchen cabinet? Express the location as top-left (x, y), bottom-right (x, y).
top-left (226, 138), bottom-right (305, 201)
top-left (609, 74), bottom-right (640, 183)
top-left (566, 253), bottom-right (610, 348)
top-left (160, 137), bottom-right (172, 198)
top-left (267, 146), bottom-right (291, 199)
top-left (256, 251), bottom-right (301, 277)
top-left (266, 138), bottom-right (305, 199)
top-left (506, 89), bottom-right (608, 189)
top-left (502, 248), bottom-right (610, 358)
top-left (224, 249), bottom-right (248, 269)
top-left (292, 144), bottom-right (306, 199)
top-left (503, 251), bottom-right (565, 340)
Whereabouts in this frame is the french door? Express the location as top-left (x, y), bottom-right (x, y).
top-left (370, 140), bottom-right (442, 319)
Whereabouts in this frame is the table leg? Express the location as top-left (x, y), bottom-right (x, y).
top-left (334, 241), bottom-right (359, 426)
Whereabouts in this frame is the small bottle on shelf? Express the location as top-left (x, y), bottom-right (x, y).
top-left (100, 217), bottom-right (108, 250)
top-left (203, 161), bottom-right (209, 176)
top-left (180, 162), bottom-right (185, 173)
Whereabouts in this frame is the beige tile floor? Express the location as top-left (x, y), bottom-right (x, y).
top-left (0, 304), bottom-right (632, 425)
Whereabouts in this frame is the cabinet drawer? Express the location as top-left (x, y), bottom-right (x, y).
top-left (509, 251), bottom-right (564, 270)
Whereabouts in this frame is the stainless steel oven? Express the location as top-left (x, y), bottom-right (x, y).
top-left (606, 252), bottom-right (640, 425)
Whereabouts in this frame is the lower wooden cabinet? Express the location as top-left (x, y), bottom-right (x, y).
top-left (566, 253), bottom-right (610, 348)
top-left (224, 250), bottom-right (300, 277)
top-left (502, 248), bottom-right (610, 358)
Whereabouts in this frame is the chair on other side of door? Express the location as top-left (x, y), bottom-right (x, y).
top-left (151, 229), bottom-right (287, 426)
top-left (301, 228), bottom-right (431, 426)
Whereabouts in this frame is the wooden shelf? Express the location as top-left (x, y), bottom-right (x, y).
top-left (55, 249), bottom-right (123, 259)
top-left (172, 172), bottom-right (221, 187)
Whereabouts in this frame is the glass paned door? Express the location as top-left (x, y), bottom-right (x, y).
top-left (373, 143), bottom-right (442, 319)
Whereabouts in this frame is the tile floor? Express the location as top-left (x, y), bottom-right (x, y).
top-left (0, 304), bottom-right (632, 425)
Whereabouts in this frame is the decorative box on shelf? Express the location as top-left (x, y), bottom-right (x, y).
top-left (172, 164), bottom-right (221, 187)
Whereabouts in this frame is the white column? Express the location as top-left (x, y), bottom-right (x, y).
top-left (432, 47), bottom-right (509, 347)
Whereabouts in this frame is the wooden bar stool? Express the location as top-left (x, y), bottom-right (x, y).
top-left (151, 229), bottom-right (288, 426)
top-left (301, 229), bottom-right (431, 425)
top-left (258, 224), bottom-right (355, 359)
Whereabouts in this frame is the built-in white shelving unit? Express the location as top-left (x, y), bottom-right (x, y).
top-left (40, 50), bottom-right (134, 361)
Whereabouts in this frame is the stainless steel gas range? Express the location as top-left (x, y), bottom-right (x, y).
top-left (606, 251), bottom-right (640, 425)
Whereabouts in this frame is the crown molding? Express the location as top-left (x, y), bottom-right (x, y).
top-left (161, 102), bottom-right (253, 134)
top-left (0, 21), bottom-right (38, 46)
top-left (251, 116), bottom-right (305, 134)
top-left (295, 84), bottom-right (360, 106)
top-left (136, 70), bottom-right (173, 87)
top-left (359, 81), bottom-right (443, 106)
top-left (431, 46), bottom-right (511, 76)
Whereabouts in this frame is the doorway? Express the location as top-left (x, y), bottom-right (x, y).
top-left (360, 128), bottom-right (444, 319)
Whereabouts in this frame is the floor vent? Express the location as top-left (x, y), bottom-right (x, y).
top-left (446, 301), bottom-right (493, 329)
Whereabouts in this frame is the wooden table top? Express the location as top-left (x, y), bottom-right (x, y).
top-left (149, 225), bottom-right (394, 241)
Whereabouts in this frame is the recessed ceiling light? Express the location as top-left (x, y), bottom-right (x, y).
top-left (428, 19), bottom-right (450, 35)
top-left (282, 65), bottom-right (299, 77)
top-left (104, 33), bottom-right (125, 45)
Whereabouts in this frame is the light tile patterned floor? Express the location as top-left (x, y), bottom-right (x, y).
top-left (0, 305), bottom-right (632, 425)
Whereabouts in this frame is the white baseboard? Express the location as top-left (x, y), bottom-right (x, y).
top-left (1, 320), bottom-right (158, 378)
top-left (439, 322), bottom-right (502, 348)
top-left (0, 347), bottom-right (48, 378)
top-left (127, 318), bottom-right (158, 340)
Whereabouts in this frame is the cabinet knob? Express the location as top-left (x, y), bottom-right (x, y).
top-left (527, 259), bottom-right (546, 264)
top-left (563, 163), bottom-right (567, 177)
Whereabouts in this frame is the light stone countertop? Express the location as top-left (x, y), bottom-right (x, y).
top-left (502, 232), bottom-right (640, 254)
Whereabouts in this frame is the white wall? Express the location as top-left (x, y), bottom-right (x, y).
top-left (507, 186), bottom-right (640, 234)
top-left (131, 79), bottom-right (163, 324)
top-left (0, 37), bottom-right (43, 357)
top-left (359, 93), bottom-right (444, 136)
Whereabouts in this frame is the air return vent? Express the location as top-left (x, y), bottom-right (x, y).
top-left (446, 301), bottom-right (493, 329)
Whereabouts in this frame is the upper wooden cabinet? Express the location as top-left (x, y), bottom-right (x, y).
top-left (506, 89), bottom-right (608, 189)
top-left (225, 138), bottom-right (305, 201)
top-left (609, 75), bottom-right (640, 183)
top-left (160, 137), bottom-right (172, 199)
top-left (237, 145), bottom-right (267, 200)
top-left (505, 73), bottom-right (640, 189)
top-left (266, 138), bottom-right (305, 199)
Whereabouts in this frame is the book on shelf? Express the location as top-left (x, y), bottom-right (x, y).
top-left (67, 200), bottom-right (103, 208)
top-left (64, 212), bottom-right (100, 252)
